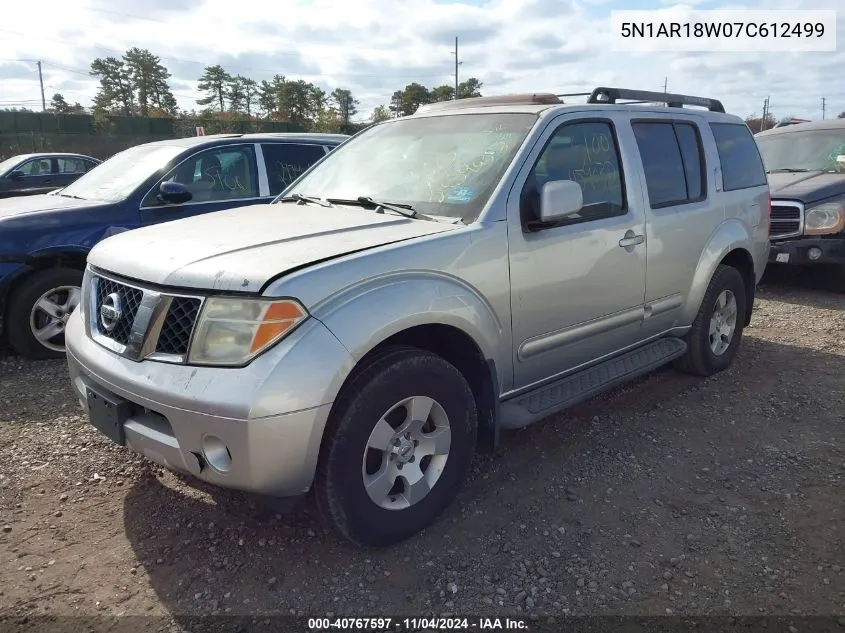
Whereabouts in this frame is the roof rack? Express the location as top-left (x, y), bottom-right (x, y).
top-left (585, 87), bottom-right (725, 113)
top-left (411, 87), bottom-right (725, 115)
top-left (415, 93), bottom-right (562, 114)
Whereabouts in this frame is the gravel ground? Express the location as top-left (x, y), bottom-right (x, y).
top-left (1, 271), bottom-right (844, 628)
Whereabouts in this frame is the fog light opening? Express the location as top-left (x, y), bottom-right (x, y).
top-left (808, 247), bottom-right (823, 261)
top-left (201, 435), bottom-right (233, 473)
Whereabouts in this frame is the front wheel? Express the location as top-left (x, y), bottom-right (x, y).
top-left (675, 264), bottom-right (747, 377)
top-left (314, 347), bottom-right (478, 547)
top-left (5, 267), bottom-right (83, 360)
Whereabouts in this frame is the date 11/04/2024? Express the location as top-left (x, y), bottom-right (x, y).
top-left (307, 617), bottom-right (529, 630)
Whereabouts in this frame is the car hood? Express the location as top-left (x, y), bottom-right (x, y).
top-left (0, 193), bottom-right (107, 219)
top-left (768, 171), bottom-right (845, 205)
top-left (88, 203), bottom-right (460, 293)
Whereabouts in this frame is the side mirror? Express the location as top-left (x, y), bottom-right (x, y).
top-left (157, 181), bottom-right (192, 205)
top-left (8, 170), bottom-right (24, 181)
top-left (539, 179), bottom-right (583, 224)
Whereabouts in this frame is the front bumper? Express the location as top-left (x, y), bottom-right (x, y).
top-left (65, 307), bottom-right (354, 497)
top-left (769, 237), bottom-right (845, 266)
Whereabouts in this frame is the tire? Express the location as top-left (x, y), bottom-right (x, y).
top-left (314, 346), bottom-right (478, 547)
top-left (6, 267), bottom-right (84, 360)
top-left (675, 264), bottom-right (747, 377)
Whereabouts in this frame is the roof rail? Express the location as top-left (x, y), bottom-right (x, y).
top-left (416, 93), bottom-right (562, 114)
top-left (587, 87), bottom-right (725, 113)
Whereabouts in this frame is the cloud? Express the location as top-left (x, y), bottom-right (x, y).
top-left (0, 0), bottom-right (841, 120)
top-left (0, 62), bottom-right (36, 81)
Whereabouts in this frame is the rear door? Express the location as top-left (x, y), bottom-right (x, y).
top-left (625, 113), bottom-right (717, 339)
top-left (139, 143), bottom-right (265, 226)
top-left (55, 156), bottom-right (89, 188)
top-left (259, 142), bottom-right (330, 197)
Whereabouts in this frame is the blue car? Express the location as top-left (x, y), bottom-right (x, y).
top-left (0, 132), bottom-right (348, 359)
top-left (0, 153), bottom-right (101, 199)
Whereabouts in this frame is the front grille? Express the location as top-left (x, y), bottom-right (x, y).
top-left (89, 272), bottom-right (204, 362)
top-left (155, 297), bottom-right (201, 355)
top-left (95, 278), bottom-right (144, 345)
top-left (769, 202), bottom-right (803, 239)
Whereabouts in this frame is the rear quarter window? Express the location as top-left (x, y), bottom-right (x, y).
top-left (709, 123), bottom-right (767, 191)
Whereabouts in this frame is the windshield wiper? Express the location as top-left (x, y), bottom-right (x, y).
top-left (327, 196), bottom-right (438, 222)
top-left (766, 168), bottom-right (814, 173)
top-left (278, 193), bottom-right (333, 207)
top-left (58, 193), bottom-right (85, 199)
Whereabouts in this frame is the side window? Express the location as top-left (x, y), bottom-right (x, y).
top-left (18, 158), bottom-right (52, 176)
top-left (674, 124), bottom-right (705, 200)
top-left (83, 159), bottom-right (99, 172)
top-left (632, 121), bottom-right (706, 207)
top-left (144, 145), bottom-right (258, 206)
top-left (57, 157), bottom-right (86, 174)
top-left (520, 120), bottom-right (626, 228)
top-left (709, 122), bottom-right (767, 191)
top-left (261, 143), bottom-right (327, 196)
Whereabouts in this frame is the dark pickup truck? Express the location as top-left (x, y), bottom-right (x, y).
top-left (756, 119), bottom-right (845, 286)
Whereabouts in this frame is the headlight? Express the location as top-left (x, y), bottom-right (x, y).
top-left (188, 297), bottom-right (308, 366)
top-left (804, 197), bottom-right (845, 235)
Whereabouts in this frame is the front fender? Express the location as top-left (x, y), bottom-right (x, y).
top-left (311, 270), bottom-right (508, 390)
top-left (681, 218), bottom-right (754, 324)
top-left (0, 261), bottom-right (32, 303)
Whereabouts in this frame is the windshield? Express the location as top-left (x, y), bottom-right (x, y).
top-left (281, 112), bottom-right (538, 221)
top-left (0, 155), bottom-right (26, 174)
top-left (756, 129), bottom-right (845, 173)
top-left (58, 144), bottom-right (185, 202)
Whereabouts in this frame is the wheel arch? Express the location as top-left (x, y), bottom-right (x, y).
top-left (683, 220), bottom-right (757, 326)
top-left (328, 323), bottom-right (501, 453)
top-left (1, 250), bottom-right (88, 341)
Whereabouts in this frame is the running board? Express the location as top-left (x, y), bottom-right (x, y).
top-left (499, 337), bottom-right (687, 429)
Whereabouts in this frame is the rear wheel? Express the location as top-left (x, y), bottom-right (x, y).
top-left (6, 267), bottom-right (83, 360)
top-left (314, 347), bottom-right (477, 547)
top-left (675, 264), bottom-right (747, 377)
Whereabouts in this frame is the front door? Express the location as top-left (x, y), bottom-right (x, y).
top-left (507, 114), bottom-right (648, 391)
top-left (139, 144), bottom-right (268, 225)
top-left (14, 157), bottom-right (56, 193)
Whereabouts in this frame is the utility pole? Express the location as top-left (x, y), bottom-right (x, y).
top-left (822, 97), bottom-right (826, 120)
top-left (663, 77), bottom-right (668, 92)
top-left (452, 36), bottom-right (461, 100)
top-left (762, 96), bottom-right (770, 131)
top-left (36, 60), bottom-right (46, 111)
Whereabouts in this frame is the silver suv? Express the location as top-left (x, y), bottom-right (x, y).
top-left (65, 87), bottom-right (770, 547)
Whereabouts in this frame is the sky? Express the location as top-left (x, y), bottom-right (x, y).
top-left (0, 0), bottom-right (842, 122)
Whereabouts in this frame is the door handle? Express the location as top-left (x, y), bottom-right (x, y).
top-left (619, 234), bottom-right (644, 248)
